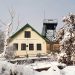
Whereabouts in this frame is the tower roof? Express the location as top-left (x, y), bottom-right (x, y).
top-left (43, 19), bottom-right (58, 24)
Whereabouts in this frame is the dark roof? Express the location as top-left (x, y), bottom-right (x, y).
top-left (10, 24), bottom-right (49, 42)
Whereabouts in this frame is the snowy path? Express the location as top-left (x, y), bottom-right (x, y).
top-left (0, 60), bottom-right (75, 75)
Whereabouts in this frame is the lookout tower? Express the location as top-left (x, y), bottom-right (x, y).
top-left (42, 19), bottom-right (58, 41)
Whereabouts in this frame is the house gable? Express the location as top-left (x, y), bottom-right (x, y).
top-left (10, 24), bottom-right (49, 43)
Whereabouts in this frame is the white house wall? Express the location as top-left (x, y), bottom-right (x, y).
top-left (9, 27), bottom-right (47, 56)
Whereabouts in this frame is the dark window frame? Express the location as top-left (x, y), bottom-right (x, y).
top-left (13, 43), bottom-right (18, 50)
top-left (21, 43), bottom-right (26, 50)
top-left (29, 44), bottom-right (34, 50)
top-left (37, 44), bottom-right (41, 50)
top-left (25, 31), bottom-right (31, 38)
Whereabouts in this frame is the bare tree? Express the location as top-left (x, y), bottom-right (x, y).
top-left (4, 45), bottom-right (16, 59)
top-left (0, 30), bottom-right (5, 53)
top-left (0, 9), bottom-right (15, 58)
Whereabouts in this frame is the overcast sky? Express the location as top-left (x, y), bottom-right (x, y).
top-left (0, 0), bottom-right (75, 34)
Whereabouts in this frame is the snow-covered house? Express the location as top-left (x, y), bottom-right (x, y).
top-left (8, 24), bottom-right (51, 57)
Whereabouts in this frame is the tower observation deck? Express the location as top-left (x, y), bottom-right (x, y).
top-left (42, 19), bottom-right (58, 41)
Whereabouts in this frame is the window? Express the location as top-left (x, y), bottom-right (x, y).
top-left (37, 44), bottom-right (41, 50)
top-left (25, 31), bottom-right (31, 38)
top-left (13, 43), bottom-right (18, 50)
top-left (29, 44), bottom-right (34, 50)
top-left (21, 43), bottom-right (26, 50)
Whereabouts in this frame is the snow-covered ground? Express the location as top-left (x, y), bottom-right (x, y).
top-left (62, 66), bottom-right (75, 75)
top-left (0, 60), bottom-right (75, 75)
